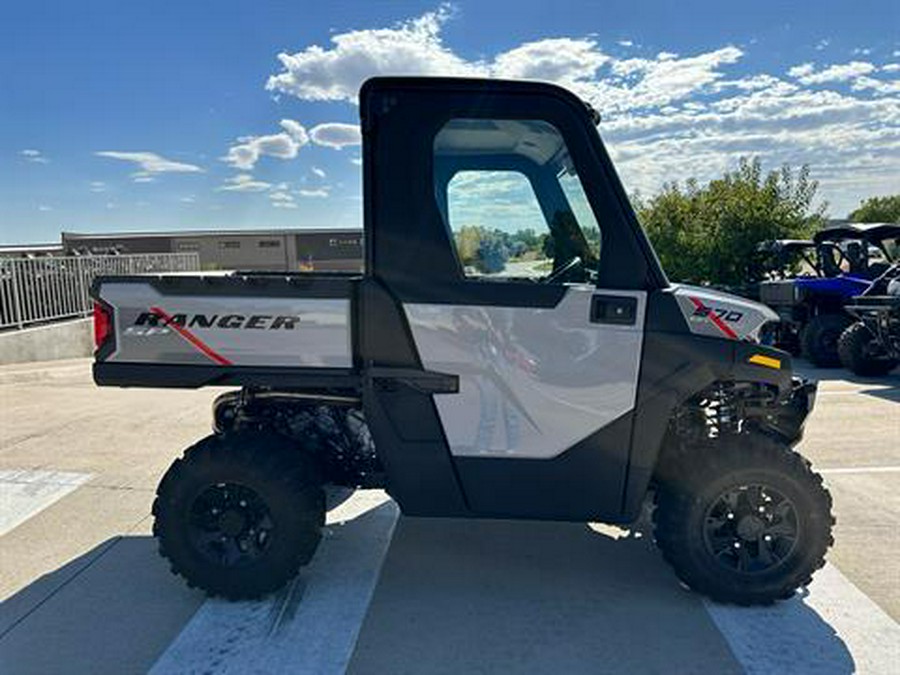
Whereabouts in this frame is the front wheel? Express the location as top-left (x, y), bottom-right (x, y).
top-left (801, 314), bottom-right (851, 367)
top-left (838, 321), bottom-right (898, 376)
top-left (654, 434), bottom-right (834, 605)
top-left (153, 431), bottom-right (325, 600)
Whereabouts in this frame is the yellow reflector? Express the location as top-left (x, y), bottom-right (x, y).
top-left (748, 354), bottom-right (781, 369)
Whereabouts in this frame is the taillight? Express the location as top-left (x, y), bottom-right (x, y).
top-left (93, 302), bottom-right (112, 349)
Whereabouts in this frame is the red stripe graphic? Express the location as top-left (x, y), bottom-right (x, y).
top-left (149, 306), bottom-right (233, 366)
top-left (689, 296), bottom-right (739, 340)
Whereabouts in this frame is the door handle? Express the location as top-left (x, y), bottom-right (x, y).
top-left (590, 295), bottom-right (637, 325)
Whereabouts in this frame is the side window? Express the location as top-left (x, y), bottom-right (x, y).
top-left (435, 118), bottom-right (602, 283)
top-left (558, 172), bottom-right (601, 264)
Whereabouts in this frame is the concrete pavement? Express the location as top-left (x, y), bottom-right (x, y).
top-left (0, 358), bottom-right (897, 674)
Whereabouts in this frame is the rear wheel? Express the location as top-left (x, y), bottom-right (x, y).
top-left (654, 434), bottom-right (833, 605)
top-left (838, 321), bottom-right (898, 376)
top-left (801, 313), bottom-right (851, 367)
top-left (153, 431), bottom-right (325, 600)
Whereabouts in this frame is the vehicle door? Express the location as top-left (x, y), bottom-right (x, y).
top-left (362, 80), bottom-right (660, 519)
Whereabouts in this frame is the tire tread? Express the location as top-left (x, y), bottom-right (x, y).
top-left (152, 431), bottom-right (325, 600)
top-left (653, 434), bottom-right (834, 605)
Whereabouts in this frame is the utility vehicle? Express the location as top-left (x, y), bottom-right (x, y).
top-left (760, 223), bottom-right (900, 366)
top-left (755, 239), bottom-right (837, 281)
top-left (839, 263), bottom-right (900, 376)
top-left (92, 77), bottom-right (833, 606)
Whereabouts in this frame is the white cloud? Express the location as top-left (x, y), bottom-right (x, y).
top-left (21, 149), bottom-right (49, 164)
top-left (851, 76), bottom-right (900, 95)
top-left (350, 157), bottom-right (363, 166)
top-left (131, 172), bottom-right (156, 183)
top-left (180, 195), bottom-right (196, 204)
top-left (789, 61), bottom-right (877, 85)
top-left (269, 190), bottom-right (298, 208)
top-left (95, 151), bottom-right (203, 174)
top-left (713, 74), bottom-right (784, 93)
top-left (259, 7), bottom-right (900, 215)
top-left (221, 119), bottom-right (309, 170)
top-left (266, 4), bottom-right (475, 102)
top-left (617, 40), bottom-right (633, 48)
top-left (217, 174), bottom-right (272, 192)
top-left (89, 181), bottom-right (106, 192)
top-left (217, 175), bottom-right (304, 209)
top-left (597, 46), bottom-right (743, 111)
top-left (311, 166), bottom-right (326, 178)
top-left (309, 123), bottom-right (361, 148)
top-left (492, 38), bottom-right (610, 84)
top-left (279, 119), bottom-right (309, 144)
top-left (853, 47), bottom-right (872, 56)
top-left (267, 10), bottom-right (738, 114)
top-left (298, 187), bottom-right (330, 198)
top-left (271, 192), bottom-right (298, 209)
top-left (788, 63), bottom-right (815, 78)
top-left (882, 63), bottom-right (900, 73)
top-left (38, 204), bottom-right (52, 211)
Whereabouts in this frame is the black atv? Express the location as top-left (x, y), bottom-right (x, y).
top-left (839, 263), bottom-right (900, 376)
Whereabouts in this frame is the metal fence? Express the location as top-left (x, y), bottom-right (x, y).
top-left (0, 252), bottom-right (200, 330)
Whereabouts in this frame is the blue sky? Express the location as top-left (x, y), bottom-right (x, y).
top-left (2, 0), bottom-right (898, 244)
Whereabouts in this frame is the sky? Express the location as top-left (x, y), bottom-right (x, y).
top-left (1, 0), bottom-right (898, 244)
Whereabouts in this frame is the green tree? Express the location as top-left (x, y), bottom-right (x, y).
top-left (455, 225), bottom-right (485, 266)
top-left (848, 195), bottom-right (900, 223)
top-left (637, 158), bottom-right (825, 287)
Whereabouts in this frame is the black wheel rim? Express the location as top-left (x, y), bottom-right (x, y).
top-left (702, 484), bottom-right (799, 575)
top-left (860, 333), bottom-right (885, 359)
top-left (188, 482), bottom-right (274, 567)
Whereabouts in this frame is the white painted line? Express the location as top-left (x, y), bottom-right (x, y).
top-left (0, 469), bottom-right (93, 537)
top-left (816, 388), bottom-right (896, 396)
top-left (151, 490), bottom-right (398, 675)
top-left (819, 465), bottom-right (900, 475)
top-left (705, 563), bottom-right (900, 675)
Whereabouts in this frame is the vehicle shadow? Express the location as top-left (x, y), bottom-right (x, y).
top-left (0, 498), bottom-right (396, 675)
top-left (795, 360), bottom-right (900, 385)
top-left (794, 360), bottom-right (900, 404)
top-left (347, 516), bottom-right (855, 675)
top-left (0, 536), bottom-right (205, 675)
top-left (1, 507), bottom-right (855, 675)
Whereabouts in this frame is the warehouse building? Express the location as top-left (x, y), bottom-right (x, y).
top-left (60, 228), bottom-right (363, 272)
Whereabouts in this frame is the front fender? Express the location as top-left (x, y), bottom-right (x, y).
top-left (620, 331), bottom-right (808, 521)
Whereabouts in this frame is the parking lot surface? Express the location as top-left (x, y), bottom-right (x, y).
top-left (0, 358), bottom-right (898, 674)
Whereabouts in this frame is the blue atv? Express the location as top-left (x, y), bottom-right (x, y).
top-left (759, 223), bottom-right (899, 367)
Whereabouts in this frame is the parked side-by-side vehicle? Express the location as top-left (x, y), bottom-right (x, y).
top-left (839, 262), bottom-right (900, 376)
top-left (91, 77), bottom-right (833, 605)
top-left (760, 223), bottom-right (900, 366)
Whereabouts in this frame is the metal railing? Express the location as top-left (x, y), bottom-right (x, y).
top-left (0, 252), bottom-right (200, 330)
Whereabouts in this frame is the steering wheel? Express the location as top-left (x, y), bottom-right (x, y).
top-left (542, 256), bottom-right (582, 284)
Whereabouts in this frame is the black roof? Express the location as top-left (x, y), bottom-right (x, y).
top-left (757, 239), bottom-right (816, 251)
top-left (813, 223), bottom-right (900, 244)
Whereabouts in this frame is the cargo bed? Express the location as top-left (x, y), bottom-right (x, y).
top-left (92, 272), bottom-right (361, 389)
